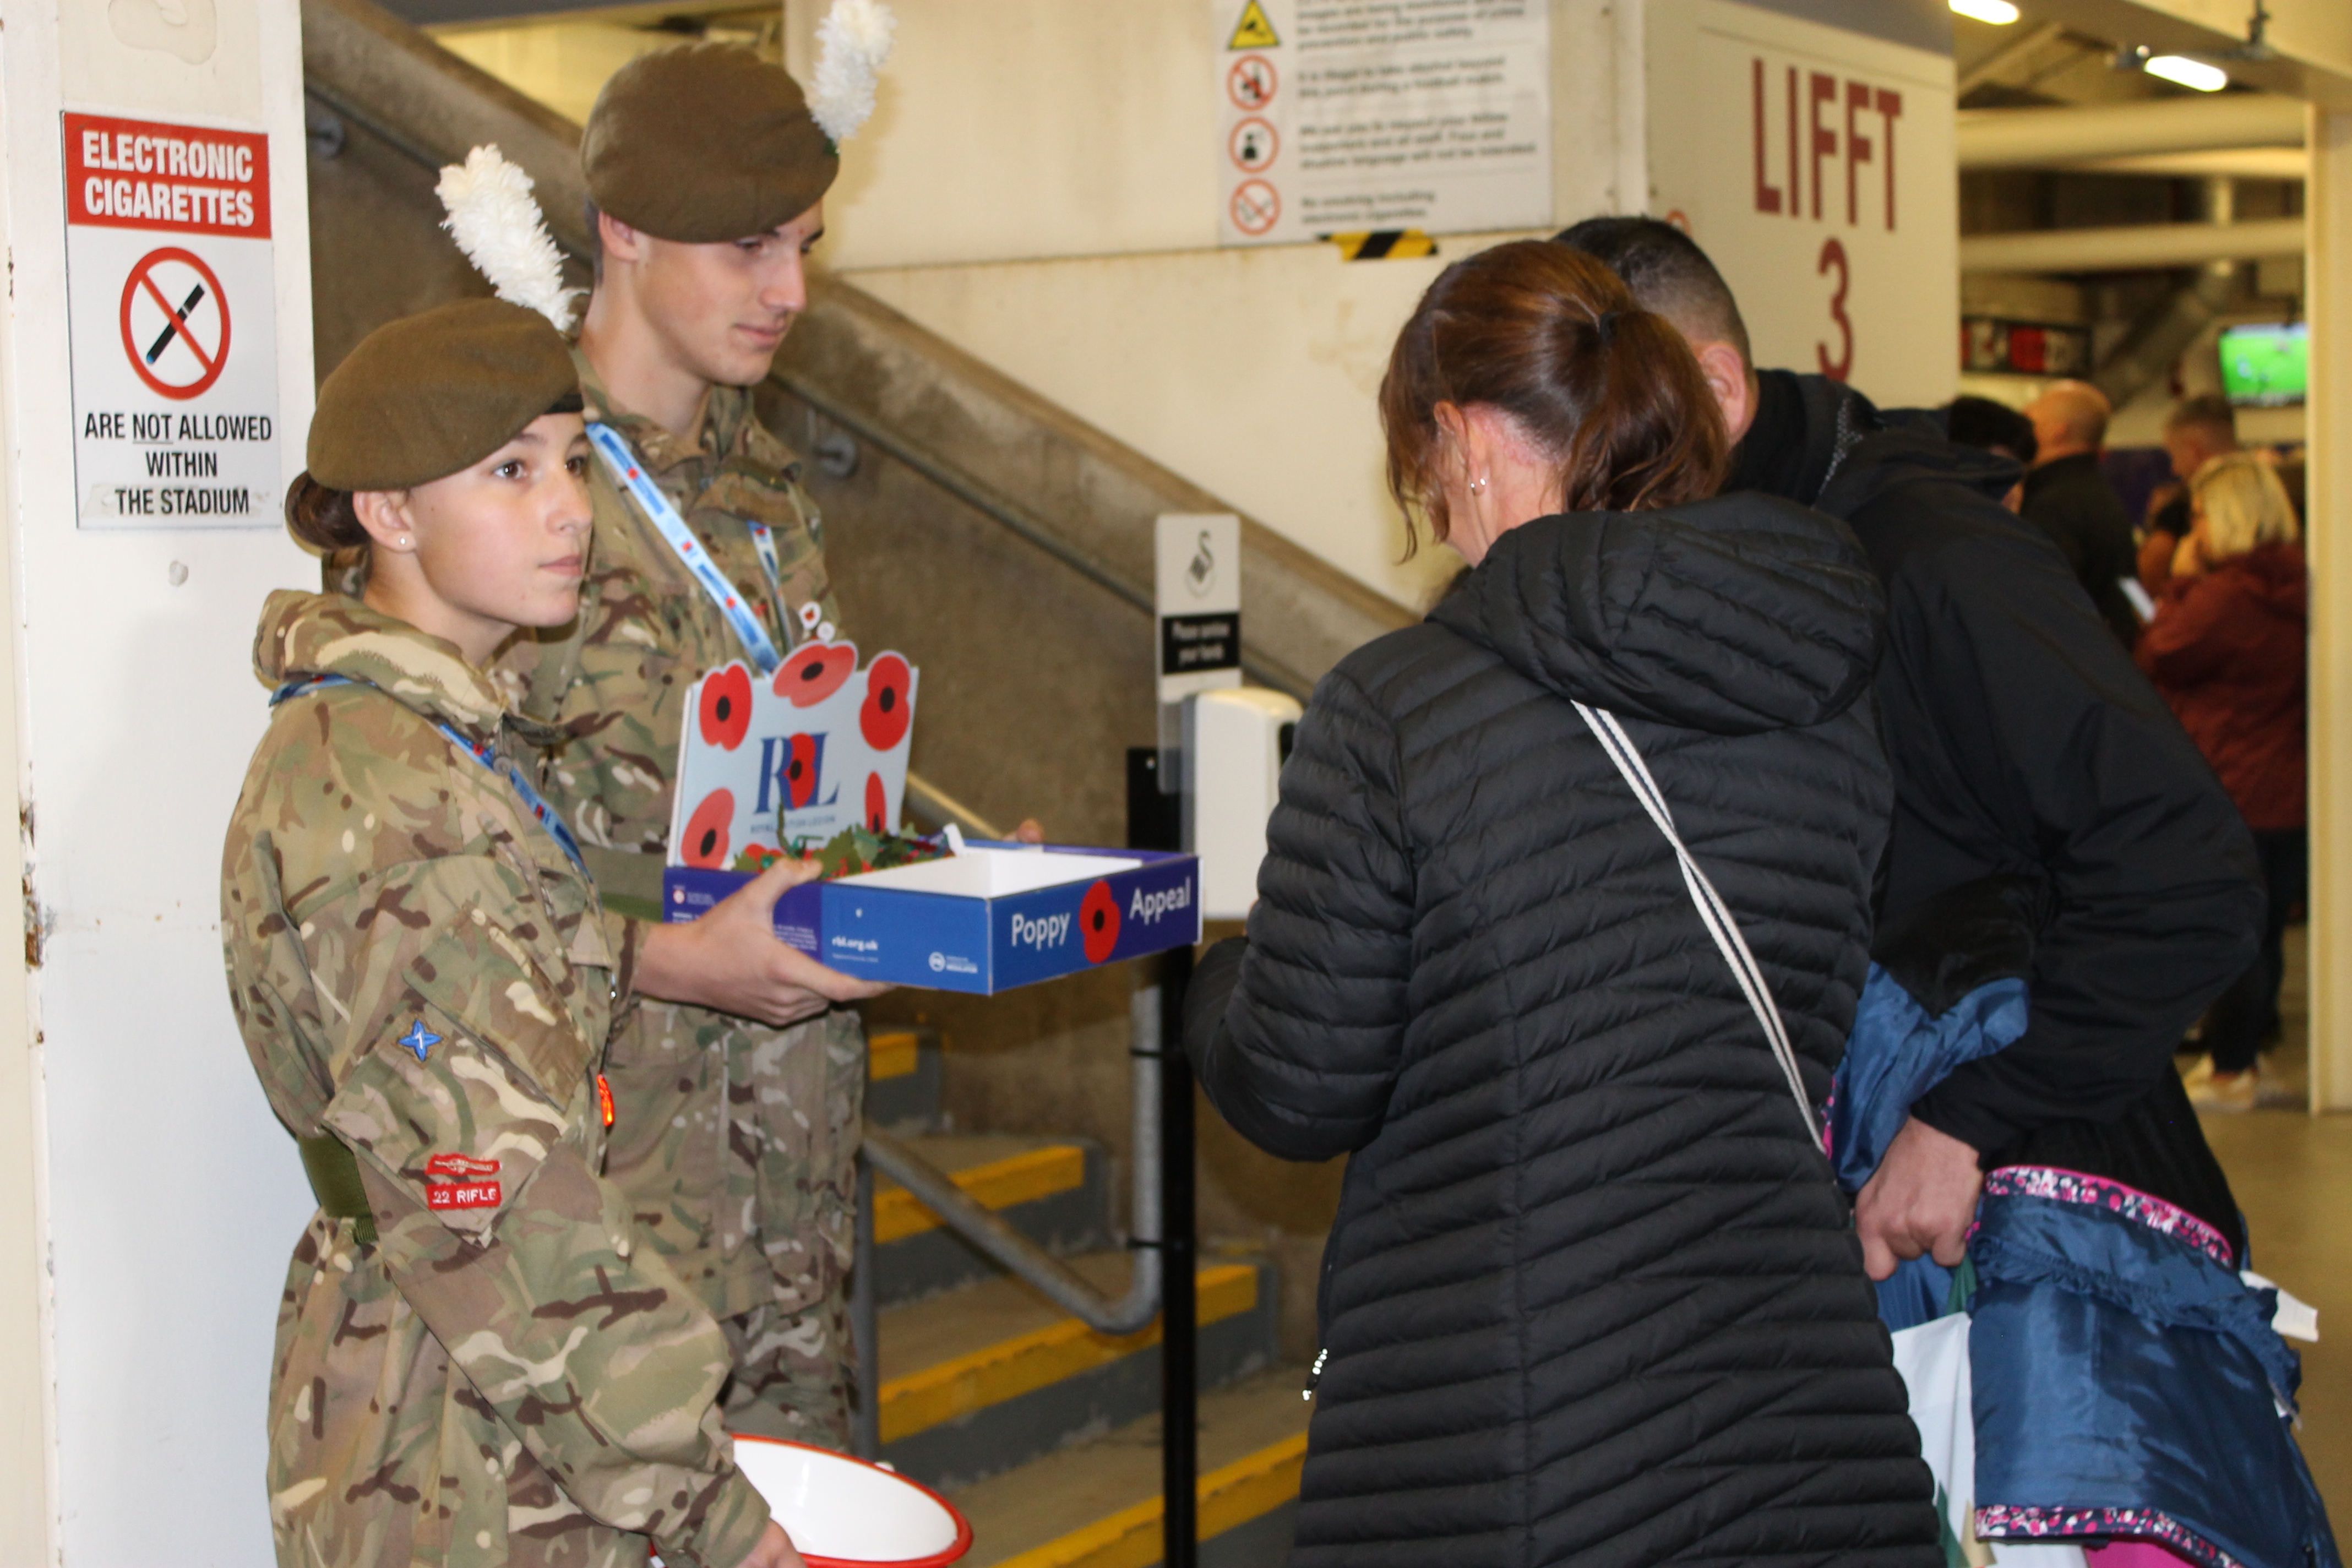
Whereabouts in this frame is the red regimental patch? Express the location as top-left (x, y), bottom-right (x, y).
top-left (425, 1153), bottom-right (500, 1179)
top-left (427, 1182), bottom-right (502, 1211)
top-left (597, 1072), bottom-right (616, 1130)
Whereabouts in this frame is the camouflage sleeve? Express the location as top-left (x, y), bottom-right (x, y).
top-left (314, 856), bottom-right (770, 1567)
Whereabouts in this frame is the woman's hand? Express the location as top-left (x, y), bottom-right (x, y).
top-left (736, 1521), bottom-right (807, 1568)
top-left (636, 857), bottom-right (890, 1026)
top-left (1854, 1116), bottom-right (1984, 1282)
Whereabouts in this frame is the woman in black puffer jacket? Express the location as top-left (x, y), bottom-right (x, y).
top-left (1184, 242), bottom-right (1940, 1567)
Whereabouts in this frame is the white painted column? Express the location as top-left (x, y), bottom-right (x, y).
top-left (0, 1), bottom-right (318, 1560)
top-left (2311, 104), bottom-right (2352, 1113)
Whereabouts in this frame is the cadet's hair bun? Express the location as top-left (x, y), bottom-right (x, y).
top-left (285, 472), bottom-right (368, 555)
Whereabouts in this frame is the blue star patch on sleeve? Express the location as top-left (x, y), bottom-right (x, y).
top-left (398, 1020), bottom-right (442, 1061)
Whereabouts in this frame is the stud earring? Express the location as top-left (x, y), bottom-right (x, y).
top-left (1469, 477), bottom-right (1488, 495)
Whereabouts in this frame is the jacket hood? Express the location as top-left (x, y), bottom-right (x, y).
top-left (1731, 369), bottom-right (2020, 519)
top-left (1429, 494), bottom-right (1886, 735)
top-left (2219, 541), bottom-right (2307, 617)
top-left (253, 589), bottom-right (515, 742)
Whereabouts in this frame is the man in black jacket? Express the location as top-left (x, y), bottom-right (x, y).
top-left (1555, 217), bottom-right (2262, 1274)
top-left (2020, 380), bottom-right (2141, 647)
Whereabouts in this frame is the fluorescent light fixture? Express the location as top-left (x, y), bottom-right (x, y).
top-left (1950, 0), bottom-right (2021, 23)
top-left (2145, 54), bottom-right (2229, 91)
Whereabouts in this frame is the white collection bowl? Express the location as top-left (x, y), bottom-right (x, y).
top-left (731, 1435), bottom-right (973, 1567)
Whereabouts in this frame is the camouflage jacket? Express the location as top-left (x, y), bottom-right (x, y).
top-left (221, 591), bottom-right (770, 1568)
top-left (500, 353), bottom-right (859, 1325)
top-left (513, 349), bottom-right (841, 898)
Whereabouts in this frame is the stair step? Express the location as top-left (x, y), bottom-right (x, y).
top-left (865, 1027), bottom-right (943, 1131)
top-left (948, 1366), bottom-right (1310, 1568)
top-left (872, 1135), bottom-right (1108, 1306)
top-left (879, 1257), bottom-right (1276, 1489)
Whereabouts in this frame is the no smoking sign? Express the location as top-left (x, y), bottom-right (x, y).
top-left (121, 247), bottom-right (230, 399)
top-left (64, 111), bottom-right (280, 527)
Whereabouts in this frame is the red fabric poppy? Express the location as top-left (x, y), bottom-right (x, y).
top-left (785, 734), bottom-right (819, 810)
top-left (680, 789), bottom-right (734, 868)
top-left (776, 642), bottom-right (858, 708)
top-left (861, 654), bottom-right (913, 751)
top-left (1081, 880), bottom-right (1121, 964)
top-left (698, 665), bottom-right (754, 750)
top-left (865, 772), bottom-right (889, 832)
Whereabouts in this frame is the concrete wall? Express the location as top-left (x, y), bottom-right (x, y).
top-left (0, 2), bottom-right (318, 1561)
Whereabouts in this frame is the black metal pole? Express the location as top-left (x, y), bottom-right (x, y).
top-left (1159, 940), bottom-right (1197, 1568)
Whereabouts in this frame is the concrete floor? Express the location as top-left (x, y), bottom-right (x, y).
top-left (2192, 927), bottom-right (2351, 1521)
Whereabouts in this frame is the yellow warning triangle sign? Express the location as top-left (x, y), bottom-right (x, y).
top-left (1228, 0), bottom-right (1280, 49)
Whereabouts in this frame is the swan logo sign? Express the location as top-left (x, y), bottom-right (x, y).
top-left (64, 111), bottom-right (282, 530)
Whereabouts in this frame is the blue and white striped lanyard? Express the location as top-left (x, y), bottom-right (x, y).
top-left (270, 674), bottom-right (589, 876)
top-left (586, 421), bottom-right (786, 677)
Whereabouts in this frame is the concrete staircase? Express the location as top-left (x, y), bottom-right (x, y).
top-left (864, 1028), bottom-right (1310, 1567)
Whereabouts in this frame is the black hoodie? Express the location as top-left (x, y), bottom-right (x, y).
top-left (1189, 494), bottom-right (1940, 1566)
top-left (1734, 370), bottom-right (2261, 1245)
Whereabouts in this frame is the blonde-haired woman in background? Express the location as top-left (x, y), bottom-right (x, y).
top-left (2138, 453), bottom-right (2306, 1110)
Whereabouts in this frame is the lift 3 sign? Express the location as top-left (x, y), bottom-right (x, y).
top-left (63, 111), bottom-right (279, 529)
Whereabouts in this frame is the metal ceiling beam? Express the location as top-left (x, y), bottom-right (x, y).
top-left (1959, 94), bottom-right (2306, 167)
top-left (2009, 0), bottom-right (2352, 107)
top-left (2062, 145), bottom-right (2309, 178)
top-left (1960, 215), bottom-right (2302, 270)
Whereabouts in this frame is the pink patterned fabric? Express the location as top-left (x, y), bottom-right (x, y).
top-left (2087, 1540), bottom-right (2203, 1567)
top-left (1980, 1165), bottom-right (2236, 1268)
top-left (1977, 1505), bottom-right (2239, 1568)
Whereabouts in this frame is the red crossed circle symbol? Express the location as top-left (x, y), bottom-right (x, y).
top-left (119, 246), bottom-right (230, 400)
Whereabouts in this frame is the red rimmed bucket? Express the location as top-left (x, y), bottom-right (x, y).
top-left (731, 1435), bottom-right (972, 1567)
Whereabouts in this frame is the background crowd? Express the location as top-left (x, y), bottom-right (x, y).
top-left (1948, 383), bottom-right (2311, 1114)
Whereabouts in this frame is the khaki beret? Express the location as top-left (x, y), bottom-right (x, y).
top-left (307, 299), bottom-right (579, 492)
top-left (582, 43), bottom-right (838, 244)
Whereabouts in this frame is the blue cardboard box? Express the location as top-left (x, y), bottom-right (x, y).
top-left (661, 842), bottom-right (1201, 994)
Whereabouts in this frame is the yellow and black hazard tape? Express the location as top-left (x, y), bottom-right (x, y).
top-left (1321, 230), bottom-right (1438, 262)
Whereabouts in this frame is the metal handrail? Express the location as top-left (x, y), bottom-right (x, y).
top-left (849, 982), bottom-right (1170, 1457)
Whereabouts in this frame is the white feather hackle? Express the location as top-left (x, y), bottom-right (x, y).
top-left (435, 145), bottom-right (579, 334)
top-left (810, 0), bottom-right (896, 147)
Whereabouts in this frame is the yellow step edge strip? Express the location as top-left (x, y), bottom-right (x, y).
top-left (989, 1430), bottom-right (1310, 1568)
top-left (869, 1030), bottom-right (922, 1081)
top-left (873, 1145), bottom-right (1085, 1246)
top-left (880, 1264), bottom-right (1258, 1444)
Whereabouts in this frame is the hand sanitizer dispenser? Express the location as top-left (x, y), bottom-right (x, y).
top-left (1183, 687), bottom-right (1304, 921)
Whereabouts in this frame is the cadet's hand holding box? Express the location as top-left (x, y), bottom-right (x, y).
top-left (661, 646), bottom-right (1199, 993)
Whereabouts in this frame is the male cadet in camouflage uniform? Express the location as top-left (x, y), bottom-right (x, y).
top-left (507, 46), bottom-right (886, 1445)
top-left (223, 300), bottom-right (791, 1567)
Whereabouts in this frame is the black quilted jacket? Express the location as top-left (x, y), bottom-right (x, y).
top-left (1187, 496), bottom-right (1941, 1567)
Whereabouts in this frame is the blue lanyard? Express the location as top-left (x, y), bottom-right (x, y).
top-left (586, 422), bottom-right (786, 677)
top-left (270, 674), bottom-right (589, 876)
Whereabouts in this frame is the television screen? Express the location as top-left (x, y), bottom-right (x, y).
top-left (2218, 322), bottom-right (2308, 407)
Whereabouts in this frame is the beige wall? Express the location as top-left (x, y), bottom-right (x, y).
top-left (789, 0), bottom-right (1636, 611)
top-left (2308, 104), bottom-right (2351, 1110)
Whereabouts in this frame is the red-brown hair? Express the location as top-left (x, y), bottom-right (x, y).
top-left (1379, 239), bottom-right (1729, 554)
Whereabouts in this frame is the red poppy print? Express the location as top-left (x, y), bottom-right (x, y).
top-left (698, 665), bottom-right (754, 750)
top-left (1080, 879), bottom-right (1121, 964)
top-left (776, 642), bottom-right (857, 707)
top-left (681, 789), bottom-right (734, 868)
top-left (785, 734), bottom-right (819, 809)
top-left (865, 772), bottom-right (889, 833)
top-left (861, 654), bottom-right (913, 751)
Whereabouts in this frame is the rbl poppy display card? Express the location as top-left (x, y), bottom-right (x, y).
top-left (666, 643), bottom-right (918, 872)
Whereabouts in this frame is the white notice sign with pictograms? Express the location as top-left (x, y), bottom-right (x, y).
top-left (64, 110), bottom-right (280, 528)
top-left (1213, 0), bottom-right (1553, 247)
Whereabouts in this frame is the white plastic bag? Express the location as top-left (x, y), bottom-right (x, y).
top-left (1889, 1314), bottom-right (2087, 1567)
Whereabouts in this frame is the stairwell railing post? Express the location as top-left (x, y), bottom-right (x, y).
top-left (1159, 943), bottom-right (1197, 1568)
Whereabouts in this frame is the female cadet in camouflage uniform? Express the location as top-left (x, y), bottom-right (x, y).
top-left (220, 298), bottom-right (802, 1568)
